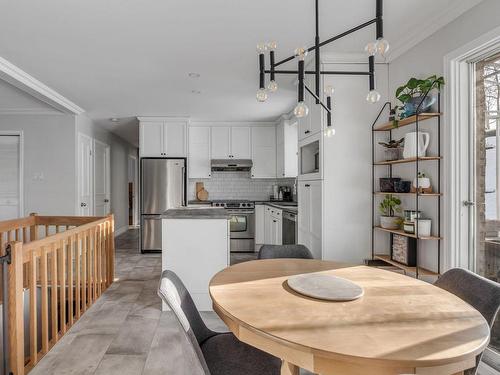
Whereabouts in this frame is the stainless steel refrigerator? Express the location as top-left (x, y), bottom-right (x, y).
top-left (141, 158), bottom-right (186, 252)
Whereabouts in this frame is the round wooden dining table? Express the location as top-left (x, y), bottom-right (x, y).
top-left (209, 259), bottom-right (490, 375)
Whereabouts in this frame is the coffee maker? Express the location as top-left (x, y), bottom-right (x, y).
top-left (280, 186), bottom-right (293, 202)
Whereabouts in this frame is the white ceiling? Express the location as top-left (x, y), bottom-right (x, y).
top-left (0, 0), bottom-right (482, 146)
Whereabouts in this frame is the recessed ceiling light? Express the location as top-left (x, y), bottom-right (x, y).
top-left (188, 72), bottom-right (200, 78)
top-left (110, 118), bottom-right (119, 122)
top-left (191, 90), bottom-right (202, 94)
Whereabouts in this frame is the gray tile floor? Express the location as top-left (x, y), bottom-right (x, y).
top-left (30, 229), bottom-right (228, 375)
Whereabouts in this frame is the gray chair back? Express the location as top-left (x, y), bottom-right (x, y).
top-left (158, 270), bottom-right (216, 375)
top-left (434, 268), bottom-right (500, 375)
top-left (258, 244), bottom-right (314, 260)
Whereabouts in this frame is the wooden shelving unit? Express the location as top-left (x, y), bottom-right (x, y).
top-left (374, 156), bottom-right (441, 166)
top-left (373, 254), bottom-right (438, 276)
top-left (370, 92), bottom-right (442, 279)
top-left (373, 113), bottom-right (441, 131)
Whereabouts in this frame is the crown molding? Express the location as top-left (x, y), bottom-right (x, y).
top-left (386, 0), bottom-right (484, 62)
top-left (137, 116), bottom-right (190, 122)
top-left (0, 56), bottom-right (84, 115)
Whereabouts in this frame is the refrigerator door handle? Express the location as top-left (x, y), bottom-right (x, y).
top-left (181, 166), bottom-right (186, 206)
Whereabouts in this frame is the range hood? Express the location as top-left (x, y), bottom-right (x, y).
top-left (211, 159), bottom-right (253, 172)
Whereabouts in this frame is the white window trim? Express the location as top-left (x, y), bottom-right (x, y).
top-left (0, 130), bottom-right (24, 217)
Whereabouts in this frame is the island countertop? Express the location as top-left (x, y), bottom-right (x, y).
top-left (152, 207), bottom-right (231, 219)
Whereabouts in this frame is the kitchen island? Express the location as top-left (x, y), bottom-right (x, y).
top-left (160, 207), bottom-right (230, 310)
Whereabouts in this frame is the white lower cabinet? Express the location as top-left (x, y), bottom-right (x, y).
top-left (262, 205), bottom-right (282, 245)
top-left (298, 180), bottom-right (322, 259)
top-left (255, 204), bottom-right (265, 250)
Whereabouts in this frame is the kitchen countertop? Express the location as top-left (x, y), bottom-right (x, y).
top-left (146, 207), bottom-right (231, 219)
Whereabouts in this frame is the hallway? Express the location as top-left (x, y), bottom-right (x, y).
top-left (29, 229), bottom-right (227, 375)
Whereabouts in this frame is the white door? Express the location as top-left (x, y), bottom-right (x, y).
top-left (0, 134), bottom-right (22, 220)
top-left (140, 121), bottom-right (164, 157)
top-left (230, 127), bottom-right (251, 159)
top-left (94, 140), bottom-right (110, 216)
top-left (164, 121), bottom-right (187, 157)
top-left (78, 133), bottom-right (93, 216)
top-left (251, 127), bottom-right (276, 178)
top-left (189, 126), bottom-right (211, 178)
top-left (211, 127), bottom-right (231, 159)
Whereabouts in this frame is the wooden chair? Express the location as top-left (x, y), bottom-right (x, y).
top-left (158, 270), bottom-right (281, 375)
top-left (434, 268), bottom-right (500, 375)
top-left (258, 244), bottom-right (313, 260)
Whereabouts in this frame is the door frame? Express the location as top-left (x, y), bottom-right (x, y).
top-left (93, 139), bottom-right (111, 216)
top-left (444, 25), bottom-right (500, 272)
top-left (0, 131), bottom-right (24, 217)
top-left (128, 154), bottom-right (139, 227)
top-left (77, 132), bottom-right (94, 216)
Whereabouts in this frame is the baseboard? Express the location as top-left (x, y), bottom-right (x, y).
top-left (114, 226), bottom-right (129, 237)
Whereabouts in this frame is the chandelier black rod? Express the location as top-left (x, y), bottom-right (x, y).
top-left (273, 18), bottom-right (378, 68)
top-left (314, 0), bottom-right (320, 104)
top-left (265, 70), bottom-right (371, 76)
top-left (304, 84), bottom-right (331, 114)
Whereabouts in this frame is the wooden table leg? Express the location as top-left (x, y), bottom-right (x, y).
top-left (281, 360), bottom-right (299, 375)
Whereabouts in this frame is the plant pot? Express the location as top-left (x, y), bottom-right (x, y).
top-left (416, 219), bottom-right (432, 237)
top-left (394, 180), bottom-right (411, 193)
top-left (413, 177), bottom-right (431, 189)
top-left (384, 147), bottom-right (402, 161)
top-left (380, 216), bottom-right (400, 230)
top-left (401, 95), bottom-right (436, 119)
top-left (379, 178), bottom-right (401, 193)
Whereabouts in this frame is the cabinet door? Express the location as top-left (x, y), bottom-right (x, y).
top-left (273, 217), bottom-right (282, 245)
top-left (298, 182), bottom-right (311, 239)
top-left (251, 127), bottom-right (276, 178)
top-left (308, 180), bottom-right (322, 259)
top-left (211, 127), bottom-right (231, 159)
top-left (140, 122), bottom-right (164, 157)
top-left (276, 122), bottom-right (285, 178)
top-left (188, 127), bottom-right (211, 178)
top-left (230, 127), bottom-right (251, 159)
top-left (309, 97), bottom-right (322, 135)
top-left (164, 121), bottom-right (187, 157)
top-left (255, 204), bottom-right (265, 244)
top-left (264, 206), bottom-right (272, 244)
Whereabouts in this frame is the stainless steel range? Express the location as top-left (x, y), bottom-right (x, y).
top-left (211, 200), bottom-right (255, 252)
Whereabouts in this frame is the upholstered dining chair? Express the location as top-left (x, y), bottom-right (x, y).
top-left (158, 270), bottom-right (281, 375)
top-left (258, 244), bottom-right (314, 260)
top-left (434, 268), bottom-right (500, 375)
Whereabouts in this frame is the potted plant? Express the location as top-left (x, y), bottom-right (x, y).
top-left (379, 194), bottom-right (402, 229)
top-left (412, 172), bottom-right (432, 193)
top-left (378, 138), bottom-right (404, 161)
top-left (393, 75), bottom-right (445, 126)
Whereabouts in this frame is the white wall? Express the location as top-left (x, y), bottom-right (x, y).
top-left (387, 0), bottom-right (500, 273)
top-left (0, 113), bottom-right (77, 216)
top-left (76, 114), bottom-right (138, 233)
top-left (322, 60), bottom-right (389, 264)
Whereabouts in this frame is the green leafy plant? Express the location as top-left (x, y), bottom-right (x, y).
top-left (379, 194), bottom-right (402, 217)
top-left (395, 75), bottom-right (444, 104)
top-left (378, 138), bottom-right (404, 149)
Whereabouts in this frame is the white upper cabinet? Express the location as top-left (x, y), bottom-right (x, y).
top-left (140, 121), bottom-right (164, 157)
top-left (251, 126), bottom-right (276, 179)
top-left (139, 118), bottom-right (188, 157)
top-left (210, 126), bottom-right (251, 159)
top-left (230, 127), bottom-right (251, 159)
top-left (276, 119), bottom-right (298, 178)
top-left (211, 126), bottom-right (231, 159)
top-left (189, 126), bottom-right (211, 179)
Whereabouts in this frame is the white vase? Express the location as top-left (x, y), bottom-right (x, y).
top-left (416, 219), bottom-right (432, 237)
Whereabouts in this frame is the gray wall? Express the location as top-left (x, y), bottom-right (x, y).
top-left (0, 113), bottom-right (77, 216)
top-left (76, 114), bottom-right (138, 233)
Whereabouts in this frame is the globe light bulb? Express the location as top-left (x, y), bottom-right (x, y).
top-left (256, 88), bottom-right (268, 102)
top-left (294, 47), bottom-right (308, 61)
top-left (366, 90), bottom-right (381, 103)
top-left (256, 42), bottom-right (267, 54)
top-left (267, 41), bottom-right (277, 51)
top-left (324, 127), bottom-right (336, 137)
top-left (324, 85), bottom-right (335, 97)
top-left (364, 41), bottom-right (377, 56)
top-left (267, 80), bottom-right (278, 93)
top-left (376, 38), bottom-right (390, 56)
top-left (294, 101), bottom-right (309, 118)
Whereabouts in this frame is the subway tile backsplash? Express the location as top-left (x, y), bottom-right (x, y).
top-left (188, 172), bottom-right (295, 201)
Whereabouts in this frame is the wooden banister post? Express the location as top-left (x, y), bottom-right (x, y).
top-left (29, 213), bottom-right (38, 242)
top-left (8, 241), bottom-right (24, 375)
top-left (109, 215), bottom-right (115, 284)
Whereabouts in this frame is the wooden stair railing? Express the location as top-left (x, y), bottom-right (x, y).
top-left (1, 214), bottom-right (115, 375)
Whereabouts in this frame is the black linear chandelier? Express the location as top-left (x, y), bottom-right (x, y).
top-left (256, 0), bottom-right (388, 137)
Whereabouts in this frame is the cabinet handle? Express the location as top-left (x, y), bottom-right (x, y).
top-left (273, 220), bottom-right (277, 223)
top-left (305, 184), bottom-right (310, 187)
top-left (305, 130), bottom-right (310, 134)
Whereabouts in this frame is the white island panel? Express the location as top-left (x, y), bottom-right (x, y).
top-left (162, 218), bottom-right (229, 311)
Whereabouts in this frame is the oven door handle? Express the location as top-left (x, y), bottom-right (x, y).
top-left (226, 210), bottom-right (255, 215)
